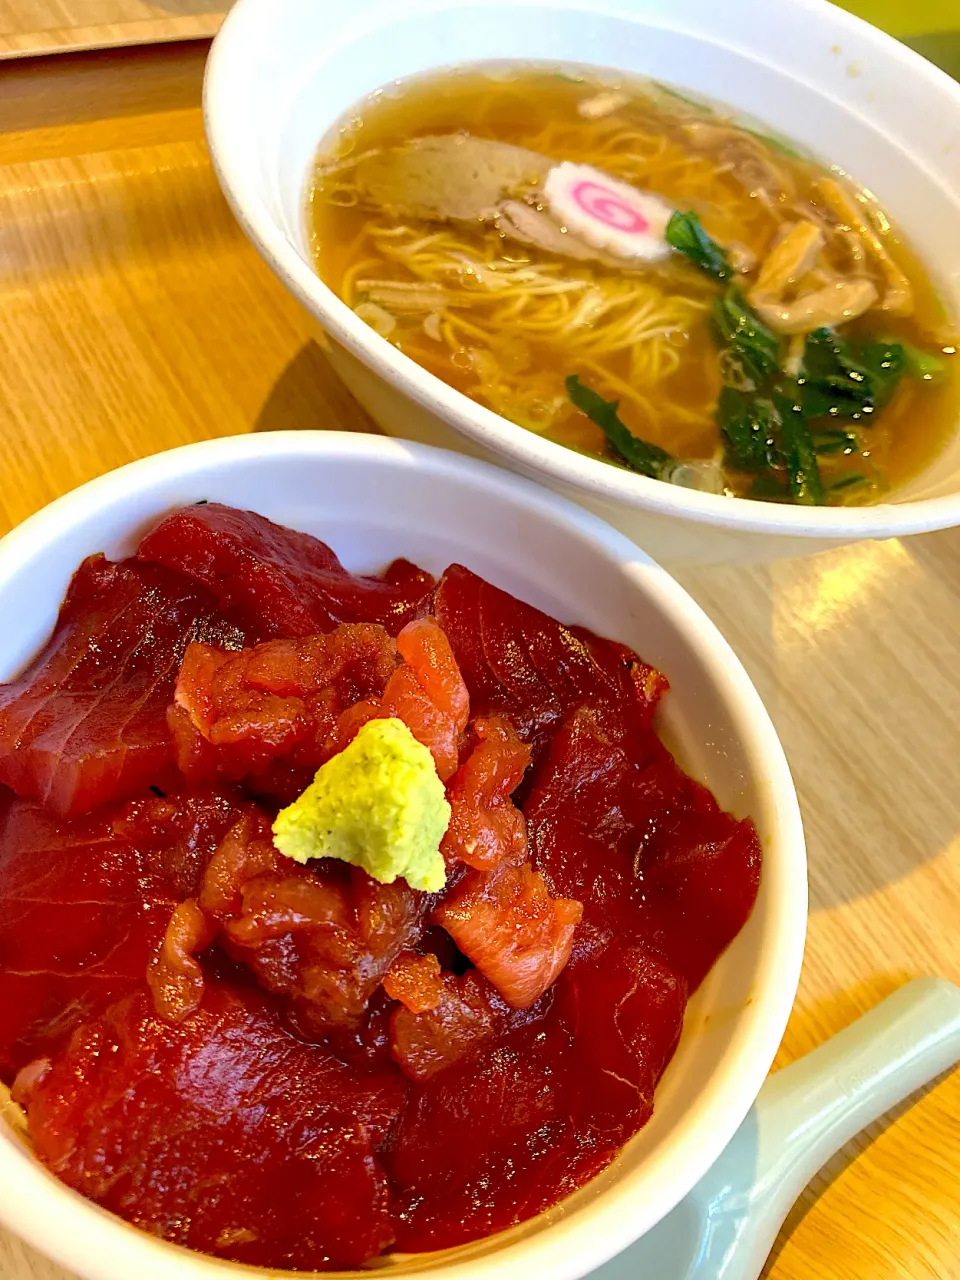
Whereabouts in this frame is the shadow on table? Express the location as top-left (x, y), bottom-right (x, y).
top-left (252, 339), bottom-right (375, 435)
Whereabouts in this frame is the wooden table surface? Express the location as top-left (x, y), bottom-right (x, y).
top-left (0, 0), bottom-right (229, 59)
top-left (0, 39), bottom-right (958, 1280)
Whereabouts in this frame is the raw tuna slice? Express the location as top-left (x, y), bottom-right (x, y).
top-left (0, 790), bottom-right (242, 1081)
top-left (434, 564), bottom-right (668, 754)
top-left (441, 716), bottom-right (532, 870)
top-left (389, 945), bottom-right (685, 1253)
top-left (139, 504), bottom-right (435, 641)
top-left (18, 983), bottom-right (404, 1269)
top-left (168, 624), bottom-right (399, 801)
top-left (388, 1011), bottom-right (600, 1252)
top-left (525, 708), bottom-right (762, 987)
top-left (336, 618), bottom-right (470, 781)
top-left (434, 862), bottom-right (582, 1008)
top-left (0, 554), bottom-right (242, 817)
top-left (187, 811), bottom-right (429, 1050)
top-left (388, 966), bottom-right (505, 1080)
top-left (555, 941), bottom-right (687, 1141)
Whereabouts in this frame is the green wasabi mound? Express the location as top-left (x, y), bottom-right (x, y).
top-left (272, 717), bottom-right (450, 893)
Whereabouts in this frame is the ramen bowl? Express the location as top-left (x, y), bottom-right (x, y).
top-left (0, 432), bottom-right (805, 1280)
top-left (203, 0), bottom-right (960, 562)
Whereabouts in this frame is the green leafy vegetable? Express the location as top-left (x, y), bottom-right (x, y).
top-left (810, 429), bottom-right (860, 456)
top-left (776, 390), bottom-right (824, 506)
top-left (827, 472), bottom-right (869, 493)
top-left (713, 288), bottom-right (781, 384)
top-left (631, 203), bottom-right (943, 507)
top-left (747, 473), bottom-right (790, 501)
top-left (860, 341), bottom-right (906, 406)
top-left (666, 211), bottom-right (732, 282)
top-left (799, 328), bottom-right (905, 420)
top-left (651, 82), bottom-right (715, 113)
top-left (716, 387), bottom-right (780, 471)
top-left (897, 339), bottom-right (947, 382)
top-left (565, 375), bottom-right (675, 479)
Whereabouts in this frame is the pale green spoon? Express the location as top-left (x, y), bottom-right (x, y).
top-left (591, 978), bottom-right (960, 1280)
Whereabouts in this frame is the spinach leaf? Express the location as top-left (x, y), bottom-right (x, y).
top-left (747, 473), bottom-right (790, 501)
top-left (713, 288), bottom-right (782, 384)
top-left (897, 339), bottom-right (947, 382)
top-left (716, 386), bottom-right (780, 471)
top-left (666, 211), bottom-right (732, 281)
top-left (827, 472), bottom-right (869, 494)
top-left (651, 82), bottom-right (714, 113)
top-left (799, 328), bottom-right (904, 420)
top-left (775, 389), bottom-right (825, 505)
top-left (565, 375), bottom-right (675, 479)
top-left (859, 340), bottom-right (905, 407)
top-left (810, 428), bottom-right (861, 456)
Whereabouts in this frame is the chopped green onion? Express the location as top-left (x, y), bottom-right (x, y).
top-left (859, 340), bottom-right (906, 408)
top-left (651, 82), bottom-right (714, 113)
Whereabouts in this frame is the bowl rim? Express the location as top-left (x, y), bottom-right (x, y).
top-left (203, 0), bottom-right (960, 541)
top-left (0, 431), bottom-right (807, 1280)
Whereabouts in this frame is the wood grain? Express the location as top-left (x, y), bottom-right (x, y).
top-left (0, 0), bottom-right (229, 58)
top-left (0, 39), bottom-right (958, 1280)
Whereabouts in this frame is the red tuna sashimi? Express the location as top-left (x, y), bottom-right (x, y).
top-left (150, 811), bottom-right (429, 1050)
top-left (388, 1012), bottom-right (604, 1252)
top-left (226, 863), bottom-right (427, 1041)
top-left (169, 624), bottom-right (398, 800)
top-left (387, 1013), bottom-right (566, 1193)
top-left (442, 716), bottom-right (532, 870)
top-left (17, 983), bottom-right (404, 1269)
top-left (389, 946), bottom-right (684, 1252)
top-left (525, 709), bottom-right (762, 988)
top-left (433, 861), bottom-right (582, 1008)
top-left (111, 791), bottom-right (251, 899)
top-left (337, 618), bottom-right (469, 781)
top-left (397, 618), bottom-right (470, 730)
top-left (139, 503), bottom-right (435, 641)
top-left (555, 942), bottom-right (687, 1141)
top-left (434, 564), bottom-right (668, 754)
top-left (0, 790), bottom-right (242, 1081)
top-left (388, 966), bottom-right (516, 1081)
top-left (0, 554), bottom-right (242, 817)
top-left (382, 950), bottom-right (444, 1014)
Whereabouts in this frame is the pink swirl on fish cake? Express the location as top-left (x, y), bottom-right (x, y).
top-left (571, 181), bottom-right (650, 233)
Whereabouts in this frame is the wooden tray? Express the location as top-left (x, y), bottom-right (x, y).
top-left (1, 39), bottom-right (959, 1280)
top-left (0, 0), bottom-right (230, 59)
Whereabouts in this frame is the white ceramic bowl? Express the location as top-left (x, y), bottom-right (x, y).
top-left (0, 432), bottom-right (805, 1280)
top-left (204, 0), bottom-right (960, 563)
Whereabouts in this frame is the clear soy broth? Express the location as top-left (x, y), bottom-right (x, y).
top-left (310, 63), bottom-right (960, 505)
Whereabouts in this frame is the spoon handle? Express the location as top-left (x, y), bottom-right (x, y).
top-left (755, 977), bottom-right (960, 1199)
